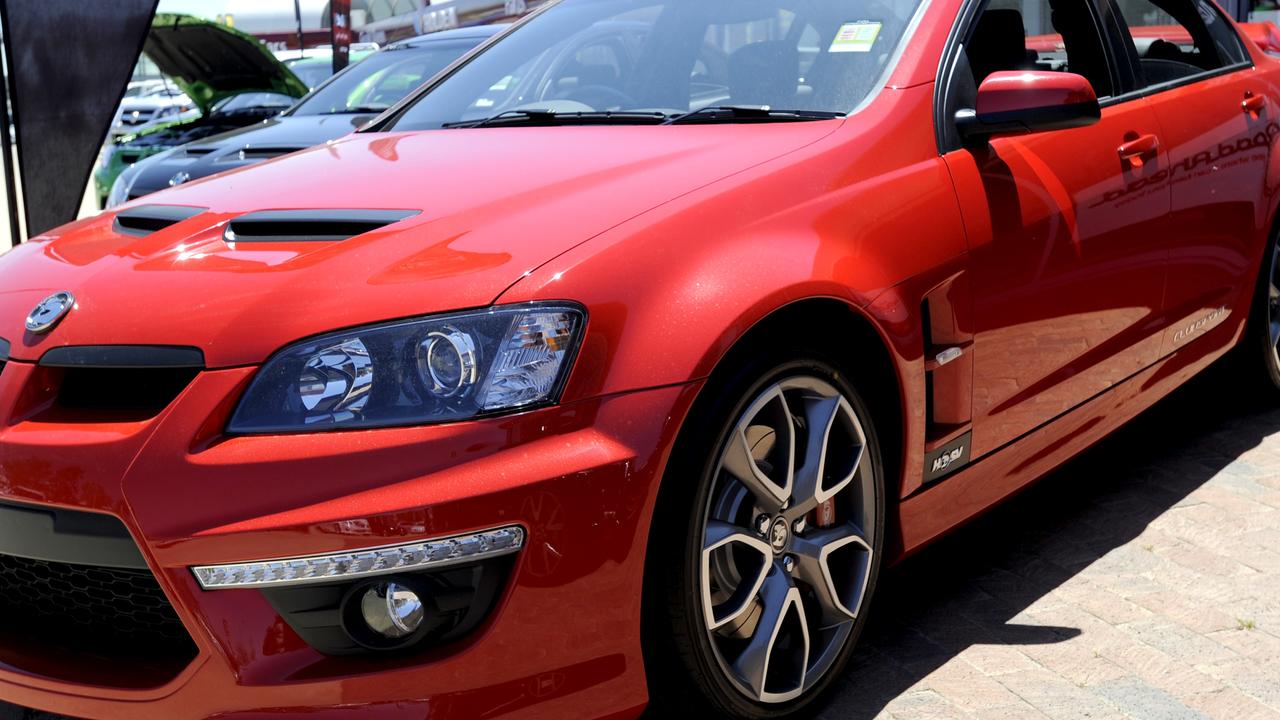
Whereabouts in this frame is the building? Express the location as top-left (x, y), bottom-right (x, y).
top-left (353, 0), bottom-right (549, 44)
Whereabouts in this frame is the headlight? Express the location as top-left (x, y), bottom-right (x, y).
top-left (106, 164), bottom-right (140, 208)
top-left (228, 303), bottom-right (585, 434)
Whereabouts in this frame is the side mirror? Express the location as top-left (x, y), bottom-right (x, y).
top-left (957, 70), bottom-right (1101, 142)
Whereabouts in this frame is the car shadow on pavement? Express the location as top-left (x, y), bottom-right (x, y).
top-left (821, 366), bottom-right (1280, 719)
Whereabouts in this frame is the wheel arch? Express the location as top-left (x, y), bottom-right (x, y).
top-left (635, 294), bottom-right (908, 713)
top-left (691, 297), bottom-right (907, 499)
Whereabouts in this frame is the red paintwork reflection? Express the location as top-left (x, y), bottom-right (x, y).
top-left (1241, 22), bottom-right (1280, 55)
top-left (0, 1), bottom-right (1278, 718)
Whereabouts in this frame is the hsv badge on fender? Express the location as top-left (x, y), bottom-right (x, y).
top-left (0, 0), bottom-right (1278, 718)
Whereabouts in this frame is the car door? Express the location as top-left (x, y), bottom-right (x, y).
top-left (1104, 0), bottom-right (1267, 354)
top-left (941, 0), bottom-right (1172, 459)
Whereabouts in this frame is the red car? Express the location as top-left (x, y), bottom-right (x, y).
top-left (0, 0), bottom-right (1276, 717)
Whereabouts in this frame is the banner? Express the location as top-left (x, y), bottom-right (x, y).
top-left (2, 0), bottom-right (160, 237)
top-left (331, 0), bottom-right (352, 74)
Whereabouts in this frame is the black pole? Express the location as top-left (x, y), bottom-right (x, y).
top-left (0, 1), bottom-right (23, 247)
top-left (294, 0), bottom-right (305, 58)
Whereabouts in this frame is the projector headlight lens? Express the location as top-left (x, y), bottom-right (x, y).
top-left (228, 303), bottom-right (584, 433)
top-left (418, 328), bottom-right (477, 398)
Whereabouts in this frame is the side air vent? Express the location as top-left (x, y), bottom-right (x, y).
top-left (223, 209), bottom-right (420, 243)
top-left (233, 146), bottom-right (305, 161)
top-left (113, 205), bottom-right (207, 238)
top-left (0, 336), bottom-right (8, 377)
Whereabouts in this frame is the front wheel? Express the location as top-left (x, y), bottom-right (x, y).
top-left (645, 358), bottom-right (885, 718)
top-left (1235, 226), bottom-right (1280, 395)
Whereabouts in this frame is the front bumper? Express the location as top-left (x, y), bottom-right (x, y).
top-left (0, 360), bottom-right (699, 719)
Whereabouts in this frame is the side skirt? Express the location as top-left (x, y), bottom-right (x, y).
top-left (891, 320), bottom-right (1239, 561)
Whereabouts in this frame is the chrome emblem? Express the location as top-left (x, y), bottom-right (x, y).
top-left (25, 291), bottom-right (74, 334)
top-left (169, 171), bottom-right (191, 187)
top-left (769, 518), bottom-right (790, 553)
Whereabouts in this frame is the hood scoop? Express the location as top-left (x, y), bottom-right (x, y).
top-left (112, 205), bottom-right (208, 237)
top-left (234, 146), bottom-right (305, 161)
top-left (223, 209), bottom-right (420, 243)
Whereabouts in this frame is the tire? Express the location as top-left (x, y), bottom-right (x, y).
top-left (643, 352), bottom-right (886, 719)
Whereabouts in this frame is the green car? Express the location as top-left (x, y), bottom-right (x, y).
top-left (95, 14), bottom-right (310, 207)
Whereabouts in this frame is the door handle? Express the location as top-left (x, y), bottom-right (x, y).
top-left (1244, 91), bottom-right (1266, 117)
top-left (1118, 134), bottom-right (1159, 168)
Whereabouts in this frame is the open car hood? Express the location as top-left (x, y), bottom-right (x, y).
top-left (145, 14), bottom-right (309, 115)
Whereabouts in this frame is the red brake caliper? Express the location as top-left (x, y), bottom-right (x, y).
top-left (815, 498), bottom-right (836, 528)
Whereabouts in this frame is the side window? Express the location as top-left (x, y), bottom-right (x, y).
top-left (966, 0), bottom-right (1114, 98)
top-left (1115, 0), bottom-right (1248, 87)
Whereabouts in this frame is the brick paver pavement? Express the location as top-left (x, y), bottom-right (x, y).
top-left (2, 369), bottom-right (1279, 720)
top-left (825, 368), bottom-right (1280, 720)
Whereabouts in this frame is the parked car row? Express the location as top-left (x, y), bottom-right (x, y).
top-left (107, 25), bottom-right (500, 208)
top-left (94, 14), bottom-right (312, 207)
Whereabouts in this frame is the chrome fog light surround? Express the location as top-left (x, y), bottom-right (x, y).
top-left (191, 526), bottom-right (525, 590)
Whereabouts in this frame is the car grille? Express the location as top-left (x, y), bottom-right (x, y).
top-left (121, 110), bottom-right (154, 126)
top-left (0, 553), bottom-right (197, 686)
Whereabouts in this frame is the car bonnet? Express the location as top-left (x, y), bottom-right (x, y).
top-left (0, 122), bottom-right (840, 367)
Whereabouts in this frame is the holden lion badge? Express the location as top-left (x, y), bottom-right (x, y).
top-left (25, 291), bottom-right (75, 334)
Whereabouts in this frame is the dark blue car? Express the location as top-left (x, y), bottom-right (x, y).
top-left (107, 24), bottom-right (502, 207)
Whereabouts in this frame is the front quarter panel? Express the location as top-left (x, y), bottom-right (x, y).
top-left (500, 84), bottom-right (968, 435)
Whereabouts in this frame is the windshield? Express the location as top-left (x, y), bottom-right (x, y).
top-left (286, 57), bottom-right (338, 89)
top-left (385, 0), bottom-right (922, 130)
top-left (292, 41), bottom-right (484, 116)
top-left (213, 92), bottom-right (296, 113)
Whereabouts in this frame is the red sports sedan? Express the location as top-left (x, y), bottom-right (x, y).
top-left (0, 0), bottom-right (1275, 717)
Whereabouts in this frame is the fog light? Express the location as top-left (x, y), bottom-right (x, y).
top-left (360, 582), bottom-right (425, 639)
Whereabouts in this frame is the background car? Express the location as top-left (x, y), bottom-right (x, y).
top-left (107, 25), bottom-right (500, 208)
top-left (93, 13), bottom-right (309, 207)
top-left (1241, 20), bottom-right (1280, 54)
top-left (275, 45), bottom-right (381, 89)
top-left (109, 83), bottom-right (198, 139)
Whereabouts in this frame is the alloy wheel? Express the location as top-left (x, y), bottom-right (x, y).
top-left (698, 375), bottom-right (876, 705)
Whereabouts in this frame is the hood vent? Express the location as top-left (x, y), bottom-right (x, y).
top-left (234, 146), bottom-right (305, 161)
top-left (223, 209), bottom-right (420, 243)
top-left (184, 147), bottom-right (217, 157)
top-left (113, 205), bottom-right (208, 238)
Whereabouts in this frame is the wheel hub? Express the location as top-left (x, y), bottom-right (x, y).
top-left (768, 517), bottom-right (790, 553)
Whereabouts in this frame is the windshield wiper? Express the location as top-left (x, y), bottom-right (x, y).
top-left (322, 106), bottom-right (390, 115)
top-left (664, 105), bottom-right (843, 125)
top-left (442, 109), bottom-right (671, 129)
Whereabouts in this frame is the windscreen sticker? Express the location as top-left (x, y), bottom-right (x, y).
top-left (830, 21), bottom-right (882, 53)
